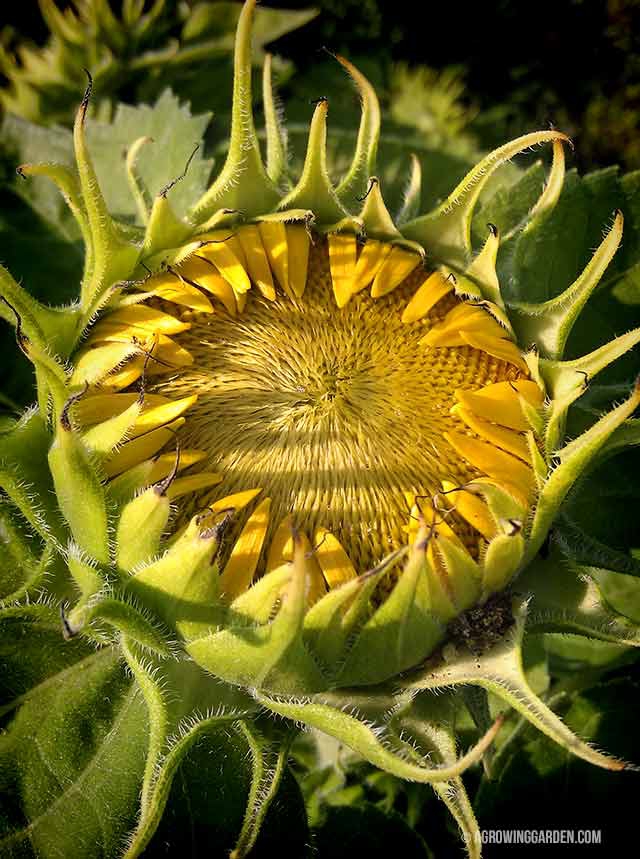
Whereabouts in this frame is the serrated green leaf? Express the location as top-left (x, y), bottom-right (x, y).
top-left (85, 91), bottom-right (213, 222)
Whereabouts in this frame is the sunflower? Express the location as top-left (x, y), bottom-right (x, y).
top-left (2, 1), bottom-right (640, 856)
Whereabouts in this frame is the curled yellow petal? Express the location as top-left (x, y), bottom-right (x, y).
top-left (131, 395), bottom-right (198, 438)
top-left (166, 472), bottom-right (223, 500)
top-left (103, 418), bottom-right (185, 478)
top-left (180, 256), bottom-right (237, 315)
top-left (328, 232), bottom-right (357, 308)
top-left (441, 479), bottom-right (497, 541)
top-left (287, 224), bottom-right (311, 298)
top-left (402, 270), bottom-right (453, 323)
top-left (219, 497), bottom-right (272, 601)
top-left (460, 331), bottom-right (529, 372)
top-left (371, 246), bottom-right (420, 298)
top-left (454, 380), bottom-right (543, 432)
top-left (199, 233), bottom-right (251, 295)
top-left (210, 488), bottom-right (263, 515)
top-left (352, 239), bottom-right (391, 293)
top-left (451, 406), bottom-right (531, 463)
top-left (445, 430), bottom-right (534, 497)
top-left (259, 221), bottom-right (291, 298)
top-left (141, 271), bottom-right (214, 313)
top-left (237, 224), bottom-right (276, 300)
top-left (314, 528), bottom-right (358, 589)
top-left (96, 304), bottom-right (190, 335)
top-left (266, 514), bottom-right (294, 572)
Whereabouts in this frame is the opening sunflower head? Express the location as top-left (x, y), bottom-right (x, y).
top-left (5, 0), bottom-right (639, 697)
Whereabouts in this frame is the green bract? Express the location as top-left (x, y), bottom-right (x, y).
top-left (1, 2), bottom-right (640, 856)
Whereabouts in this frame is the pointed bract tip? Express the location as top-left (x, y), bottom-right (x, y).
top-left (154, 442), bottom-right (181, 496)
top-left (78, 68), bottom-right (93, 122)
top-left (60, 386), bottom-right (86, 432)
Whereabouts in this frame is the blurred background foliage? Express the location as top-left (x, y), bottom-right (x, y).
top-left (1, 0), bottom-right (639, 170)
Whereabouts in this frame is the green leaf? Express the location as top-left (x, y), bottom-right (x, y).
top-left (85, 91), bottom-right (213, 222)
top-left (0, 606), bottom-right (149, 859)
top-left (479, 163), bottom-right (640, 366)
top-left (556, 447), bottom-right (640, 576)
top-left (503, 168), bottom-right (631, 304)
top-left (142, 720), bottom-right (309, 859)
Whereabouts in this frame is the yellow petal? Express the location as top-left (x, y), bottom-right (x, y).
top-left (235, 290), bottom-right (247, 314)
top-left (143, 334), bottom-right (194, 375)
top-left (445, 430), bottom-right (534, 497)
top-left (71, 341), bottom-right (141, 387)
top-left (259, 221), bottom-right (291, 298)
top-left (166, 472), bottom-right (223, 500)
top-left (286, 224), bottom-right (311, 298)
top-left (106, 449), bottom-right (207, 501)
top-left (219, 498), bottom-right (272, 601)
top-left (103, 418), bottom-right (185, 478)
top-left (75, 392), bottom-right (166, 425)
top-left (210, 488), bottom-right (263, 515)
top-left (454, 380), bottom-right (543, 432)
top-left (422, 305), bottom-right (508, 347)
top-left (199, 234), bottom-right (251, 295)
top-left (237, 225), bottom-right (276, 300)
top-left (441, 479), bottom-right (497, 541)
top-left (371, 246), bottom-right (420, 298)
top-left (131, 395), bottom-right (198, 438)
top-left (142, 271), bottom-right (214, 313)
top-left (328, 233), bottom-right (357, 308)
top-left (460, 331), bottom-right (529, 372)
top-left (313, 528), bottom-right (358, 589)
top-left (352, 240), bottom-right (391, 293)
top-left (97, 304), bottom-right (190, 335)
top-left (451, 406), bottom-right (531, 463)
top-left (266, 514), bottom-right (294, 571)
top-left (146, 450), bottom-right (207, 483)
top-left (98, 357), bottom-right (146, 392)
top-left (404, 492), bottom-right (460, 545)
top-left (402, 271), bottom-right (453, 323)
top-left (298, 531), bottom-right (327, 606)
top-left (180, 256), bottom-right (237, 315)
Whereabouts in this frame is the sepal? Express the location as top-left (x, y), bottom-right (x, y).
top-left (127, 511), bottom-right (223, 638)
top-left (405, 598), bottom-right (630, 771)
top-left (337, 540), bottom-right (444, 686)
top-left (539, 325), bottom-right (640, 452)
top-left (48, 393), bottom-right (111, 564)
top-left (402, 131), bottom-right (569, 267)
top-left (278, 98), bottom-right (348, 227)
top-left (255, 686), bottom-right (502, 785)
top-left (189, 0), bottom-right (279, 221)
top-left (187, 535), bottom-right (327, 694)
top-left (116, 483), bottom-right (171, 572)
top-left (509, 211), bottom-right (623, 360)
top-left (335, 55), bottom-right (381, 208)
top-left (73, 74), bottom-right (140, 318)
top-left (526, 378), bottom-right (640, 564)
